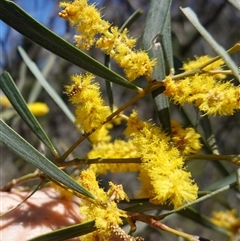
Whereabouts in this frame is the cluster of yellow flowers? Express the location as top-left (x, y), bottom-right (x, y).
top-left (59, 0), bottom-right (156, 81)
top-left (63, 69), bottom-right (201, 210)
top-left (65, 73), bottom-right (110, 134)
top-left (164, 56), bottom-right (240, 115)
top-left (78, 169), bottom-right (129, 241)
top-left (125, 111), bottom-right (198, 209)
top-left (211, 209), bottom-right (240, 239)
top-left (63, 65), bottom-right (201, 212)
top-left (58, 0), bottom-right (239, 239)
top-left (171, 120), bottom-right (202, 155)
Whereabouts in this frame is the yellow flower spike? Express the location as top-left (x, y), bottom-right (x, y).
top-left (89, 109), bottom-right (122, 145)
top-left (1, 96), bottom-right (49, 117)
top-left (183, 55), bottom-right (226, 79)
top-left (89, 123), bottom-right (113, 144)
top-left (75, 104), bottom-right (110, 134)
top-left (27, 102), bottom-right (49, 116)
top-left (183, 55), bottom-right (224, 71)
top-left (1, 95), bottom-right (11, 108)
top-left (124, 110), bottom-right (146, 136)
top-left (110, 224), bottom-right (144, 241)
top-left (59, 0), bottom-right (156, 81)
top-left (171, 120), bottom-right (202, 155)
top-left (96, 27), bottom-right (119, 54)
top-left (107, 182), bottom-right (130, 203)
top-left (126, 111), bottom-right (198, 209)
top-left (120, 28), bottom-right (137, 48)
top-left (65, 73), bottom-right (111, 133)
top-left (149, 168), bottom-right (198, 208)
top-left (58, 0), bottom-right (88, 21)
top-left (88, 139), bottom-right (140, 174)
top-left (198, 80), bottom-right (240, 115)
top-left (164, 72), bottom-right (240, 116)
top-left (211, 210), bottom-right (240, 236)
top-left (59, 0), bottom-right (110, 50)
top-left (78, 169), bottom-right (128, 241)
top-left (79, 169), bottom-right (105, 197)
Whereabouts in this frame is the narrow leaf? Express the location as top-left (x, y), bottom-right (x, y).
top-left (120, 9), bottom-right (143, 31)
top-left (142, 0), bottom-right (172, 78)
top-left (181, 7), bottom-right (239, 81)
top-left (142, 0), bottom-right (172, 51)
top-left (18, 47), bottom-right (75, 123)
top-left (0, 72), bottom-right (58, 156)
top-left (228, 0), bottom-right (240, 11)
top-left (142, 0), bottom-right (172, 134)
top-left (199, 114), bottom-right (219, 154)
top-left (152, 87), bottom-right (171, 133)
top-left (199, 114), bottom-right (231, 177)
top-left (204, 172), bottom-right (237, 191)
top-left (0, 0), bottom-right (139, 91)
top-left (104, 54), bottom-right (114, 112)
top-left (161, 13), bottom-right (174, 74)
top-left (0, 120), bottom-right (95, 199)
top-left (28, 54), bottom-right (56, 103)
top-left (27, 221), bottom-right (96, 241)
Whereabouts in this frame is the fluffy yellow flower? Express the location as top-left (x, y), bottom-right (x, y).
top-left (89, 112), bottom-right (122, 145)
top-left (1, 95), bottom-right (11, 108)
top-left (171, 120), bottom-right (202, 155)
top-left (89, 123), bottom-right (113, 145)
top-left (65, 73), bottom-right (111, 133)
top-left (1, 95), bottom-right (49, 117)
top-left (59, 0), bottom-right (110, 49)
top-left (27, 102), bottom-right (49, 116)
top-left (97, 27), bottom-right (156, 81)
top-left (183, 55), bottom-right (226, 79)
top-left (59, 0), bottom-right (156, 81)
top-left (78, 169), bottom-right (128, 241)
top-left (211, 210), bottom-right (240, 238)
top-left (164, 58), bottom-right (240, 115)
top-left (110, 224), bottom-right (144, 241)
top-left (125, 111), bottom-right (198, 209)
top-left (88, 139), bottom-right (140, 174)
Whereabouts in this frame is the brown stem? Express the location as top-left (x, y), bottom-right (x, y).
top-left (59, 157), bottom-right (141, 168)
top-left (186, 154), bottom-right (240, 165)
top-left (129, 212), bottom-right (202, 241)
top-left (0, 170), bottom-right (41, 191)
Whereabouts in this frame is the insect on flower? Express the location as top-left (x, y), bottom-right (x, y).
top-left (67, 84), bottom-right (82, 97)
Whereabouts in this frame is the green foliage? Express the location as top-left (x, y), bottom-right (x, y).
top-left (0, 119), bottom-right (95, 199)
top-left (142, 0), bottom-right (172, 134)
top-left (28, 221), bottom-right (96, 241)
top-left (0, 72), bottom-right (58, 155)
